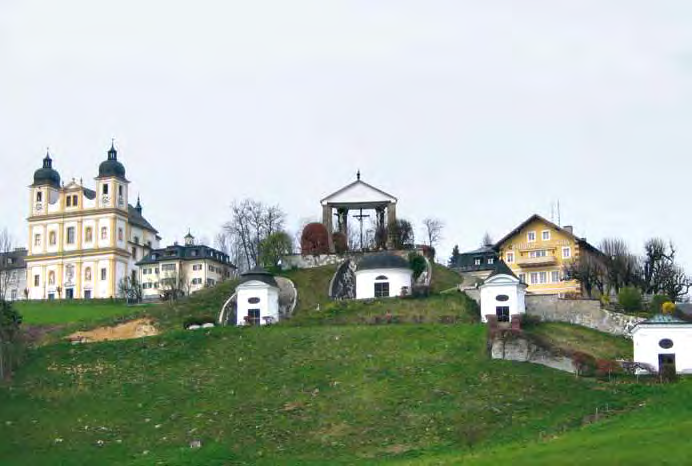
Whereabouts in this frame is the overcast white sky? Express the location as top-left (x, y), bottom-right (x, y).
top-left (1, 1), bottom-right (692, 268)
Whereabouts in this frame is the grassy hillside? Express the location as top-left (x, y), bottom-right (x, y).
top-left (429, 263), bottom-right (461, 293)
top-left (16, 300), bottom-right (152, 325)
top-left (524, 322), bottom-right (633, 360)
top-left (288, 293), bottom-right (479, 326)
top-left (0, 325), bottom-right (640, 465)
top-left (404, 380), bottom-right (687, 466)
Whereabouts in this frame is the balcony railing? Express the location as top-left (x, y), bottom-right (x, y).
top-left (516, 255), bottom-right (558, 267)
top-left (514, 239), bottom-right (571, 252)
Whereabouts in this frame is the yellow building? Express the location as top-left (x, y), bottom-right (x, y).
top-left (26, 145), bottom-right (160, 300)
top-left (495, 214), bottom-right (603, 296)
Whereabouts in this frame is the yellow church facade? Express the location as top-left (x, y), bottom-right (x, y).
top-left (495, 214), bottom-right (603, 296)
top-left (25, 145), bottom-right (159, 300)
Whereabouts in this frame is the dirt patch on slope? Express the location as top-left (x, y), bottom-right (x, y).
top-left (67, 318), bottom-right (158, 343)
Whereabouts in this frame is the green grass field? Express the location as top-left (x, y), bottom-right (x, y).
top-left (0, 325), bottom-right (644, 465)
top-left (16, 300), bottom-right (151, 325)
top-left (2, 264), bottom-right (686, 465)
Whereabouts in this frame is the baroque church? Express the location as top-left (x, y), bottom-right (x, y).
top-left (25, 144), bottom-right (160, 300)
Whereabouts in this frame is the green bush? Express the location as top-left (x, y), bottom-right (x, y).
top-left (409, 252), bottom-right (427, 280)
top-left (618, 286), bottom-right (643, 313)
top-left (649, 294), bottom-right (668, 314)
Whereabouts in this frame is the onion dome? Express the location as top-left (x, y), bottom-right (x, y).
top-left (356, 252), bottom-right (410, 271)
top-left (239, 266), bottom-right (278, 288)
top-left (98, 142), bottom-right (126, 180)
top-left (33, 151), bottom-right (61, 188)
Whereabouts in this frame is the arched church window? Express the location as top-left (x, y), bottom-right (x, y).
top-left (36, 191), bottom-right (43, 202)
top-left (49, 231), bottom-right (57, 246)
top-left (375, 275), bottom-right (389, 281)
top-left (85, 267), bottom-right (92, 281)
top-left (85, 227), bottom-right (93, 243)
top-left (48, 271), bottom-right (56, 286)
top-left (101, 227), bottom-right (108, 240)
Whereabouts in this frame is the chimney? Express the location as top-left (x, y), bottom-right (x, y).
top-left (563, 225), bottom-right (573, 234)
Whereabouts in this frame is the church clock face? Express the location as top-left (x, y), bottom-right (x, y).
top-left (101, 194), bottom-right (110, 205)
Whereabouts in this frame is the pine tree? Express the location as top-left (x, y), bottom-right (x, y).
top-left (449, 245), bottom-right (461, 267)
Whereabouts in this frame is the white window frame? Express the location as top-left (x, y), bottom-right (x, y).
top-left (527, 231), bottom-right (536, 242)
top-left (474, 258), bottom-right (481, 266)
top-left (562, 247), bottom-right (571, 259)
top-left (539, 271), bottom-right (547, 284)
top-left (506, 252), bottom-right (514, 264)
top-left (542, 230), bottom-right (551, 241)
top-left (487, 258), bottom-right (494, 265)
top-left (551, 270), bottom-right (560, 283)
top-left (530, 272), bottom-right (539, 284)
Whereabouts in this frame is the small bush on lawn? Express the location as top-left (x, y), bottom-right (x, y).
top-left (618, 287), bottom-right (642, 313)
top-left (662, 301), bottom-right (676, 315)
top-left (409, 252), bottom-right (427, 280)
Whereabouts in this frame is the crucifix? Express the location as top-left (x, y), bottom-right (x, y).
top-left (353, 208), bottom-right (370, 250)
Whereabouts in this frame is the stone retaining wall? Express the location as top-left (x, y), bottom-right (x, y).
top-left (526, 294), bottom-right (644, 337)
top-left (490, 334), bottom-right (575, 373)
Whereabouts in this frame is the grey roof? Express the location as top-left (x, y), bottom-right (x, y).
top-left (238, 266), bottom-right (278, 288)
top-left (137, 244), bottom-right (234, 267)
top-left (97, 144), bottom-right (127, 180)
top-left (639, 314), bottom-right (690, 325)
top-left (461, 246), bottom-right (497, 255)
top-left (33, 154), bottom-right (61, 188)
top-left (128, 204), bottom-right (158, 233)
top-left (0, 248), bottom-right (27, 270)
top-left (356, 252), bottom-right (410, 272)
top-left (82, 187), bottom-right (96, 200)
top-left (486, 260), bottom-right (519, 280)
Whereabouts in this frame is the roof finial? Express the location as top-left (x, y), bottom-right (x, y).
top-left (108, 139), bottom-right (117, 160)
top-left (43, 147), bottom-right (53, 168)
top-left (135, 195), bottom-right (142, 213)
top-left (357, 169), bottom-right (361, 181)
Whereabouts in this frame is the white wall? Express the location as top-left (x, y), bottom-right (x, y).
top-left (633, 325), bottom-right (692, 374)
top-left (479, 275), bottom-right (527, 323)
top-left (236, 281), bottom-right (279, 325)
top-left (355, 268), bottom-right (413, 300)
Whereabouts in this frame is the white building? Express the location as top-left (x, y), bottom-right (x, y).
top-left (26, 146), bottom-right (160, 300)
top-left (137, 232), bottom-right (235, 300)
top-left (0, 248), bottom-right (27, 301)
top-left (235, 267), bottom-right (280, 325)
top-left (479, 261), bottom-right (527, 323)
top-left (632, 314), bottom-right (692, 374)
top-left (355, 252), bottom-right (413, 299)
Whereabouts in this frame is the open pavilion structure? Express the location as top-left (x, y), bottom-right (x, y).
top-left (320, 172), bottom-right (398, 252)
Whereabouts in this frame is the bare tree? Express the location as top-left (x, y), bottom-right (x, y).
top-left (159, 266), bottom-right (188, 301)
top-left (0, 230), bottom-right (13, 301)
top-left (422, 218), bottom-right (444, 249)
top-left (642, 239), bottom-right (691, 300)
top-left (600, 238), bottom-right (641, 294)
top-left (223, 199), bottom-right (286, 272)
top-left (118, 275), bottom-right (143, 304)
top-left (563, 255), bottom-right (606, 298)
top-left (214, 231), bottom-right (230, 255)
